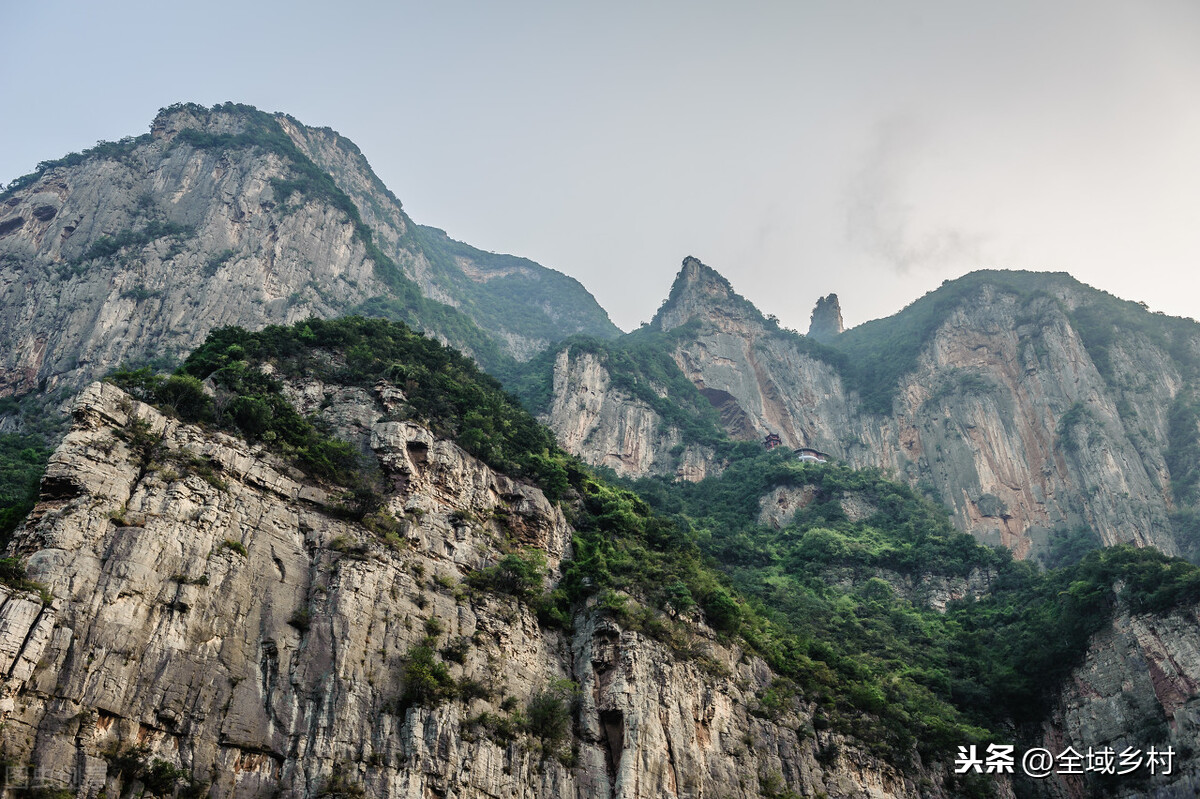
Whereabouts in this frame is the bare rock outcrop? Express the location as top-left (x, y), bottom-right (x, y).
top-left (808, 293), bottom-right (844, 342)
top-left (544, 261), bottom-right (1198, 559)
top-left (0, 382), bottom-right (968, 799)
top-left (541, 348), bottom-right (714, 482)
top-left (0, 104), bottom-right (617, 407)
top-left (1039, 606), bottom-right (1200, 797)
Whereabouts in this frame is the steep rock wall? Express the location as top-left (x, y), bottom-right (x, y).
top-left (0, 104), bottom-right (618, 409)
top-left (0, 383), bottom-right (959, 799)
top-left (544, 259), bottom-right (1193, 558)
top-left (1039, 606), bottom-right (1200, 798)
top-left (0, 109), bottom-right (389, 399)
top-left (541, 349), bottom-right (713, 482)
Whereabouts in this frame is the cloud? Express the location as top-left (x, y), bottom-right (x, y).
top-left (844, 114), bottom-right (988, 274)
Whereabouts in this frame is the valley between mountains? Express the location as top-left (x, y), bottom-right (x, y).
top-left (1, 102), bottom-right (1200, 798)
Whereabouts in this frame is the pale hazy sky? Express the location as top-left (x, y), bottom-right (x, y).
top-left (3, 1), bottom-right (1199, 331)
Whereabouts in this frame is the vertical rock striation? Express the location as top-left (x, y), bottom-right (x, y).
top-left (0, 103), bottom-right (617, 406)
top-left (808, 294), bottom-right (844, 342)
top-left (1040, 606), bottom-right (1200, 797)
top-left (0, 381), bottom-right (976, 799)
top-left (541, 348), bottom-right (714, 481)
top-left (542, 260), bottom-right (1200, 559)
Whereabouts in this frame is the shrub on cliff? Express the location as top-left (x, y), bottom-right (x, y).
top-left (397, 644), bottom-right (456, 712)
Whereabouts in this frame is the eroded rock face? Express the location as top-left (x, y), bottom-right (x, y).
top-left (541, 348), bottom-right (714, 482)
top-left (0, 105), bottom-right (616, 407)
top-left (0, 111), bottom-right (389, 400)
top-left (1039, 607), bottom-right (1200, 798)
top-left (544, 260), bottom-right (1196, 559)
top-left (0, 382), bottom-right (974, 799)
top-left (758, 484), bottom-right (818, 529)
top-left (808, 294), bottom-right (844, 343)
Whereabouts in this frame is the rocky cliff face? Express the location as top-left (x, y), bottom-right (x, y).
top-left (808, 294), bottom-right (844, 343)
top-left (0, 103), bottom-right (616, 407)
top-left (0, 108), bottom-right (383, 399)
top-left (1038, 606), bottom-right (1200, 798)
top-left (542, 259), bottom-right (1200, 560)
top-left (0, 381), bottom-right (973, 799)
top-left (541, 348), bottom-right (714, 482)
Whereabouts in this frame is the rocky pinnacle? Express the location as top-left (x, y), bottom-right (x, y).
top-left (807, 293), bottom-right (844, 342)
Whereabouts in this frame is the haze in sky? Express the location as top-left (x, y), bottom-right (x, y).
top-left (3, 1), bottom-right (1198, 331)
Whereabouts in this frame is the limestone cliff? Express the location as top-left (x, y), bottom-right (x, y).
top-left (1037, 605), bottom-right (1200, 797)
top-left (541, 348), bottom-right (714, 481)
top-left (0, 102), bottom-right (616, 405)
top-left (0, 382), bottom-right (970, 799)
top-left (541, 260), bottom-right (1200, 560)
top-left (808, 294), bottom-right (844, 343)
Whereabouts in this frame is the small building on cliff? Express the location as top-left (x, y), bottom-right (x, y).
top-left (794, 447), bottom-right (830, 463)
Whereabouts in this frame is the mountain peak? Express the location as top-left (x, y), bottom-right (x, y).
top-left (0, 101), bottom-right (624, 396)
top-left (150, 101), bottom-right (270, 142)
top-left (807, 293), bottom-right (844, 342)
top-left (674, 256), bottom-right (734, 297)
top-left (652, 257), bottom-right (755, 331)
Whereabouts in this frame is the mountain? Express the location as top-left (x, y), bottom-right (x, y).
top-left (532, 257), bottom-right (1200, 562)
top-left (6, 102), bottom-right (1200, 796)
top-left (0, 102), bottom-right (618, 407)
top-left (5, 316), bottom-right (1200, 798)
top-left (0, 319), bottom-right (976, 798)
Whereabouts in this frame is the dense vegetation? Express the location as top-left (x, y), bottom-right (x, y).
top-left (0, 396), bottom-right (66, 548)
top-left (0, 433), bottom-right (52, 544)
top-left (183, 317), bottom-right (573, 490)
top-left (0, 407), bottom-right (57, 600)
top-left (107, 317), bottom-right (562, 519)
top-left (630, 450), bottom-right (1200, 748)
